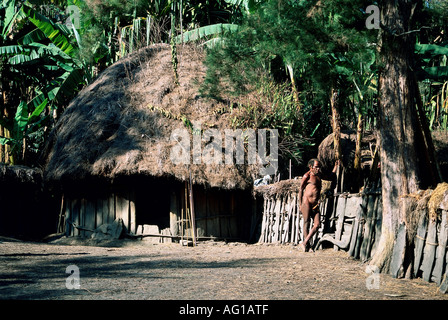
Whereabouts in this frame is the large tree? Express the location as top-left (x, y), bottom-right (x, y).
top-left (369, 0), bottom-right (441, 273)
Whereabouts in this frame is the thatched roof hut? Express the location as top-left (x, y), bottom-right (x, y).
top-left (43, 43), bottom-right (261, 191)
top-left (42, 44), bottom-right (264, 242)
top-left (317, 131), bottom-right (377, 171)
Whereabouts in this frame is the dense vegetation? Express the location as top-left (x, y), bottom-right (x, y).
top-left (1, 0), bottom-right (447, 174)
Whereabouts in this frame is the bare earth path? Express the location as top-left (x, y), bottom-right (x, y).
top-left (0, 237), bottom-right (447, 302)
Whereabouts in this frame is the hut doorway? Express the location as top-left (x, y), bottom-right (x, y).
top-left (135, 181), bottom-right (171, 232)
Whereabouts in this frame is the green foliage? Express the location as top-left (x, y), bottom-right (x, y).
top-left (0, 99), bottom-right (48, 164)
top-left (174, 23), bottom-right (239, 44)
top-left (226, 77), bottom-right (315, 165)
top-left (0, 0), bottom-right (86, 164)
top-left (414, 1), bottom-right (448, 131)
top-left (201, 0), bottom-right (376, 130)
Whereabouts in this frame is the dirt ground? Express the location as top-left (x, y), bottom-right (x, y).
top-left (1, 237), bottom-right (447, 302)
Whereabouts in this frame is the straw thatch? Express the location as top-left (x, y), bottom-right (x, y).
top-left (43, 44), bottom-right (262, 190)
top-left (254, 179), bottom-right (302, 198)
top-left (0, 164), bottom-right (42, 186)
top-left (317, 130), bottom-right (377, 170)
top-left (403, 188), bottom-right (433, 243)
top-left (254, 178), bottom-right (332, 198)
top-left (428, 182), bottom-right (448, 221)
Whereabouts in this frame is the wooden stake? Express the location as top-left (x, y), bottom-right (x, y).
top-left (189, 170), bottom-right (197, 246)
top-left (422, 216), bottom-right (438, 282)
top-left (433, 211), bottom-right (448, 284)
top-left (390, 222), bottom-right (407, 278)
top-left (289, 159), bottom-right (292, 180)
top-left (57, 194), bottom-right (65, 234)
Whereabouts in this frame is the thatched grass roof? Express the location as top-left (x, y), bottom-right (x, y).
top-left (254, 178), bottom-right (332, 198)
top-left (317, 131), bottom-right (377, 170)
top-left (0, 164), bottom-right (42, 186)
top-left (43, 44), bottom-right (262, 190)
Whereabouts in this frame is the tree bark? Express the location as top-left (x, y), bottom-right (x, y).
top-left (331, 88), bottom-right (341, 161)
top-left (353, 112), bottom-right (363, 191)
top-left (369, 0), bottom-right (424, 273)
top-left (354, 113), bottom-right (363, 171)
top-left (331, 88), bottom-right (342, 192)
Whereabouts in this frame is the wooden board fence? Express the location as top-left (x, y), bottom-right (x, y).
top-left (257, 181), bottom-right (382, 261)
top-left (259, 192), bottom-right (306, 245)
top-left (257, 180), bottom-right (448, 294)
top-left (257, 190), bottom-right (374, 251)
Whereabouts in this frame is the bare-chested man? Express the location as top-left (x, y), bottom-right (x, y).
top-left (298, 158), bottom-right (340, 252)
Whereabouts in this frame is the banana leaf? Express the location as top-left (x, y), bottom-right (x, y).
top-left (0, 44), bottom-right (25, 55)
top-left (0, 98), bottom-right (48, 146)
top-left (1, 0), bottom-right (18, 39)
top-left (18, 28), bottom-right (48, 45)
top-left (417, 66), bottom-right (448, 81)
top-left (175, 23), bottom-right (239, 43)
top-left (22, 5), bottom-right (75, 57)
top-left (415, 43), bottom-right (448, 57)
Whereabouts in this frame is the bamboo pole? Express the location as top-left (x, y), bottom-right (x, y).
top-left (189, 170), bottom-right (197, 246)
top-left (260, 197), bottom-right (269, 243)
top-left (182, 181), bottom-right (188, 243)
top-left (291, 194), bottom-right (297, 244)
top-left (57, 194), bottom-right (65, 234)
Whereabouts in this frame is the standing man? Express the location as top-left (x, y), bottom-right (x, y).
top-left (298, 158), bottom-right (340, 251)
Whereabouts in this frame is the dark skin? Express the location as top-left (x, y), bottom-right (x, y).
top-left (298, 159), bottom-right (340, 251)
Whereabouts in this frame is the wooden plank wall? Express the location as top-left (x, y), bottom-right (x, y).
top-left (64, 191), bottom-right (136, 237)
top-left (63, 184), bottom-right (251, 242)
top-left (176, 185), bottom-right (244, 241)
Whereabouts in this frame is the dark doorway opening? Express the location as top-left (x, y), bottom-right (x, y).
top-left (135, 180), bottom-right (171, 230)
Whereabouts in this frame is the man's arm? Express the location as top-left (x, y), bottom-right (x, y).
top-left (298, 172), bottom-right (310, 206)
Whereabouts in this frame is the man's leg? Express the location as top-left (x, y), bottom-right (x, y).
top-left (300, 200), bottom-right (311, 251)
top-left (303, 210), bottom-right (321, 250)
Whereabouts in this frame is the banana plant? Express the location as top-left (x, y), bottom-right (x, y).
top-left (172, 0), bottom-right (257, 47)
top-left (0, 99), bottom-right (48, 164)
top-left (0, 0), bottom-right (86, 164)
top-left (1, 1), bottom-right (85, 107)
top-left (415, 42), bottom-right (448, 130)
top-left (415, 43), bottom-right (448, 80)
top-left (174, 23), bottom-right (239, 46)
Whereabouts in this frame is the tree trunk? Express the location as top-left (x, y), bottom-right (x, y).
top-left (369, 0), bottom-right (425, 273)
top-left (331, 88), bottom-right (342, 192)
top-left (353, 112), bottom-right (363, 191)
top-left (331, 88), bottom-right (341, 161)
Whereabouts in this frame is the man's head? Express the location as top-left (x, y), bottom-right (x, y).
top-left (308, 158), bottom-right (321, 176)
